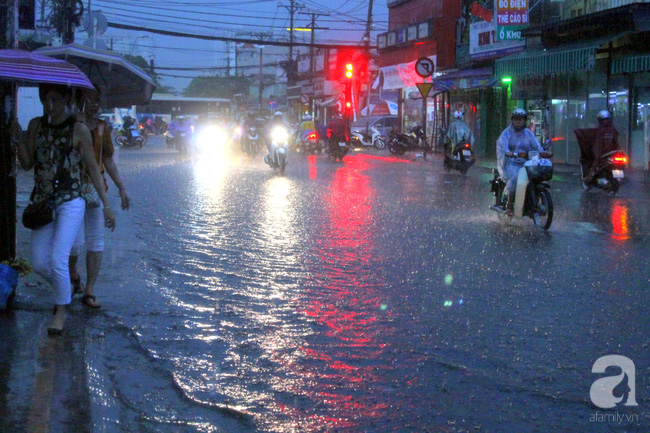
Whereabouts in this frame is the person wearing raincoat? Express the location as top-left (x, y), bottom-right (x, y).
top-left (445, 110), bottom-right (475, 156)
top-left (496, 108), bottom-right (543, 213)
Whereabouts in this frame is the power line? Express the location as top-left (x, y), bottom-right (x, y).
top-left (106, 21), bottom-right (363, 49)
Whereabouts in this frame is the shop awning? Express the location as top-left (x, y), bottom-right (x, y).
top-left (319, 96), bottom-right (339, 107)
top-left (431, 67), bottom-right (497, 91)
top-left (495, 33), bottom-right (629, 78)
top-left (612, 54), bottom-right (650, 74)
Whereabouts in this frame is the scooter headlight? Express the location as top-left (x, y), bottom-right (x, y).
top-left (197, 126), bottom-right (226, 151)
top-left (271, 127), bottom-right (288, 142)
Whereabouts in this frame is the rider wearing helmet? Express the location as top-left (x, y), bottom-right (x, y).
top-left (326, 111), bottom-right (349, 158)
top-left (584, 110), bottom-right (620, 182)
top-left (240, 112), bottom-right (258, 152)
top-left (445, 110), bottom-right (475, 156)
top-left (299, 113), bottom-right (316, 141)
top-left (264, 111), bottom-right (289, 164)
top-left (496, 108), bottom-right (543, 214)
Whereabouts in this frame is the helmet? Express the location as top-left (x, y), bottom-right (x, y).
top-left (453, 111), bottom-right (463, 119)
top-left (597, 110), bottom-right (611, 120)
top-left (178, 115), bottom-right (185, 120)
top-left (274, 111), bottom-right (283, 117)
top-left (302, 114), bottom-right (312, 121)
top-left (511, 108), bottom-right (527, 119)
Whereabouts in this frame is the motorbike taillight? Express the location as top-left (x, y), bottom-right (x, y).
top-left (611, 152), bottom-right (628, 165)
top-left (309, 133), bottom-right (317, 139)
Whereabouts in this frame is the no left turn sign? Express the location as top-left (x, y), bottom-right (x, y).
top-left (415, 57), bottom-right (435, 78)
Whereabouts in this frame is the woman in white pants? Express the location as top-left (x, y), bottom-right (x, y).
top-left (15, 84), bottom-right (115, 335)
top-left (69, 90), bottom-right (129, 309)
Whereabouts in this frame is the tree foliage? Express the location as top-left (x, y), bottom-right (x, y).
top-left (123, 54), bottom-right (157, 82)
top-left (184, 76), bottom-right (250, 99)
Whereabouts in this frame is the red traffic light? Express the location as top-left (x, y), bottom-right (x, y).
top-left (345, 63), bottom-right (353, 79)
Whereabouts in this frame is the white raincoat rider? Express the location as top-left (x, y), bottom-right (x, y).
top-left (446, 111), bottom-right (475, 152)
top-left (496, 108), bottom-right (543, 209)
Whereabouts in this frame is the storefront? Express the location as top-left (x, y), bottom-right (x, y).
top-left (376, 55), bottom-right (436, 136)
top-left (430, 67), bottom-right (501, 157)
top-left (495, 5), bottom-right (650, 169)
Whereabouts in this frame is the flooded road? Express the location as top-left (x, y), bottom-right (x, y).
top-left (76, 137), bottom-right (649, 432)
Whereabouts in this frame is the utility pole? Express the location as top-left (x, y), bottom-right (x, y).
top-left (299, 10), bottom-right (329, 75)
top-left (0, 0), bottom-right (18, 262)
top-left (281, 0), bottom-right (304, 83)
top-left (363, 0), bottom-right (374, 129)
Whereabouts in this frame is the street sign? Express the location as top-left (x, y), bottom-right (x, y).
top-left (300, 94), bottom-right (310, 104)
top-left (415, 57), bottom-right (435, 78)
top-left (416, 83), bottom-right (433, 99)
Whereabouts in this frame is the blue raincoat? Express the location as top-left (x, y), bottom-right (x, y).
top-left (496, 124), bottom-right (542, 195)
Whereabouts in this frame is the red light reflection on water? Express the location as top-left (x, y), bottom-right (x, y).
top-left (309, 155), bottom-right (317, 179)
top-left (288, 155), bottom-right (390, 430)
top-left (611, 202), bottom-right (629, 240)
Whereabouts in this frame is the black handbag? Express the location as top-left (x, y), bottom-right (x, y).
top-left (22, 196), bottom-right (55, 230)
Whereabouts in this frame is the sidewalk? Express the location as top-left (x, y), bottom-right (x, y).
top-left (0, 170), bottom-right (101, 433)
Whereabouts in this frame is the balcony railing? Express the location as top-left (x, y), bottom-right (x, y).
top-left (560, 0), bottom-right (650, 18)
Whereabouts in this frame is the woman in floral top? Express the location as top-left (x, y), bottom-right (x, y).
top-left (15, 84), bottom-right (115, 335)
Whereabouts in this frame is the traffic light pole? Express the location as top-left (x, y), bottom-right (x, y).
top-left (0, 1), bottom-right (17, 263)
top-left (422, 97), bottom-right (428, 160)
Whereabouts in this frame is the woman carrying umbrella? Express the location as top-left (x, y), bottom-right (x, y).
top-left (14, 83), bottom-right (115, 335)
top-left (68, 89), bottom-right (131, 309)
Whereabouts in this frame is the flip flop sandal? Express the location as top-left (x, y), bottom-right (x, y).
top-left (81, 294), bottom-right (101, 309)
top-left (71, 275), bottom-right (84, 295)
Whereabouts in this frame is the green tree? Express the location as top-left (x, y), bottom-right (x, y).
top-left (123, 54), bottom-right (160, 85)
top-left (184, 76), bottom-right (250, 99)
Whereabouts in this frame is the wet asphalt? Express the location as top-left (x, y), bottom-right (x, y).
top-left (1, 135), bottom-right (649, 433)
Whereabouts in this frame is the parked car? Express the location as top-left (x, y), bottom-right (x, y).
top-left (351, 116), bottom-right (398, 138)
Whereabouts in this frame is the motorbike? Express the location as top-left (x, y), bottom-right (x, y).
top-left (574, 128), bottom-right (628, 194)
top-left (244, 125), bottom-right (260, 156)
top-left (231, 126), bottom-right (243, 150)
top-left (138, 124), bottom-right (150, 146)
top-left (175, 131), bottom-right (191, 153)
top-left (350, 126), bottom-right (386, 149)
top-left (387, 125), bottom-right (428, 156)
top-left (328, 136), bottom-right (350, 162)
top-left (265, 126), bottom-right (289, 173)
top-left (298, 131), bottom-right (324, 154)
top-left (165, 131), bottom-right (175, 148)
top-left (442, 135), bottom-right (475, 174)
top-left (115, 125), bottom-right (144, 148)
top-left (489, 150), bottom-right (554, 230)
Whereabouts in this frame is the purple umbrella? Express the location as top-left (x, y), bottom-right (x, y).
top-left (0, 49), bottom-right (96, 91)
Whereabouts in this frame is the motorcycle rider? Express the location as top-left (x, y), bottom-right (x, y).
top-left (264, 111), bottom-right (289, 165)
top-left (298, 114), bottom-right (316, 141)
top-left (169, 115), bottom-right (193, 149)
top-left (327, 112), bottom-right (349, 158)
top-left (496, 108), bottom-right (543, 215)
top-left (121, 115), bottom-right (135, 144)
top-left (583, 110), bottom-right (619, 183)
top-left (240, 112), bottom-right (258, 153)
top-left (446, 110), bottom-right (475, 156)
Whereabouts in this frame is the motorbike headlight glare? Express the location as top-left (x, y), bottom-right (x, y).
top-left (271, 127), bottom-right (288, 142)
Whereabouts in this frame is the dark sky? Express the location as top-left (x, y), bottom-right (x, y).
top-left (83, 0), bottom-right (389, 92)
